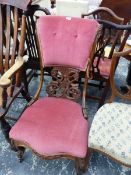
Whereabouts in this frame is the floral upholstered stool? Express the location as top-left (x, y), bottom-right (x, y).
top-left (89, 102), bottom-right (131, 166)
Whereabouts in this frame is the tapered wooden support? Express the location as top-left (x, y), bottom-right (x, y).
top-left (17, 147), bottom-right (25, 162)
top-left (0, 118), bottom-right (11, 143)
top-left (75, 156), bottom-right (89, 174)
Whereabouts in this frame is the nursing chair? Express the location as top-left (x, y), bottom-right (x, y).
top-left (9, 16), bottom-right (100, 174)
top-left (82, 7), bottom-right (125, 108)
top-left (89, 45), bottom-right (131, 167)
top-left (0, 0), bottom-right (50, 146)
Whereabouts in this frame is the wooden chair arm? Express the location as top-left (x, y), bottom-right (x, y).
top-left (81, 7), bottom-right (124, 26)
top-left (0, 56), bottom-right (25, 88)
top-left (113, 48), bottom-right (131, 58)
top-left (81, 7), bottom-right (123, 22)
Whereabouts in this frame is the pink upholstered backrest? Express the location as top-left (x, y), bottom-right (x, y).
top-left (0, 0), bottom-right (31, 10)
top-left (37, 16), bottom-right (99, 71)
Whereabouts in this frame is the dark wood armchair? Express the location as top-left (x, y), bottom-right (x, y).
top-left (0, 0), bottom-right (31, 145)
top-left (0, 0), bottom-right (50, 146)
top-left (82, 7), bottom-right (127, 108)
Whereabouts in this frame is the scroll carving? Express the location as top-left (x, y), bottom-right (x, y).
top-left (46, 67), bottom-right (81, 101)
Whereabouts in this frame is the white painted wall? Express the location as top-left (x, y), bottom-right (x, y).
top-left (31, 0), bottom-right (102, 16)
top-left (56, 0), bottom-right (89, 17)
top-left (56, 0), bottom-right (102, 17)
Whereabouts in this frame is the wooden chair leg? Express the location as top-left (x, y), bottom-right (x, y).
top-left (21, 89), bottom-right (31, 102)
top-left (75, 158), bottom-right (81, 175)
top-left (75, 152), bottom-right (90, 175)
top-left (10, 140), bottom-right (18, 152)
top-left (17, 146), bottom-right (25, 162)
top-left (98, 82), bottom-right (110, 109)
top-left (0, 118), bottom-right (11, 144)
top-left (99, 81), bottom-right (104, 90)
top-left (0, 118), bottom-right (19, 151)
top-left (33, 70), bottom-right (39, 77)
top-left (22, 68), bottom-right (29, 93)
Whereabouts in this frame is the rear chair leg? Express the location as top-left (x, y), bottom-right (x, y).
top-left (0, 118), bottom-right (19, 151)
top-left (0, 118), bottom-right (11, 144)
top-left (21, 89), bottom-right (31, 102)
top-left (17, 146), bottom-right (25, 162)
top-left (98, 82), bottom-right (110, 109)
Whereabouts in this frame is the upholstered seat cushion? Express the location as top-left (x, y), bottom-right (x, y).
top-left (10, 97), bottom-right (88, 158)
top-left (89, 102), bottom-right (131, 166)
top-left (37, 16), bottom-right (99, 70)
top-left (93, 57), bottom-right (111, 77)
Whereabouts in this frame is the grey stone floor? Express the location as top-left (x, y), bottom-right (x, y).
top-left (0, 58), bottom-right (131, 175)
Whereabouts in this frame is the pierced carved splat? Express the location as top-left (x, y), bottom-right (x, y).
top-left (46, 67), bottom-right (81, 101)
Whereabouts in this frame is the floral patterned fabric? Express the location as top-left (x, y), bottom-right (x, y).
top-left (89, 102), bottom-right (131, 166)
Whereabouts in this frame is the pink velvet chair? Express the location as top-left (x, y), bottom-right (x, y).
top-left (9, 16), bottom-right (100, 174)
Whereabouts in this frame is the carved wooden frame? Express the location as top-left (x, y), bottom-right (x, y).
top-left (8, 15), bottom-right (100, 175)
top-left (46, 66), bottom-right (81, 101)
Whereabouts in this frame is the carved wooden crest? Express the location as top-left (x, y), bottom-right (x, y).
top-left (46, 67), bottom-right (81, 101)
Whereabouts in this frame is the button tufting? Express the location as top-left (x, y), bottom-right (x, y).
top-left (74, 34), bottom-right (78, 38)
